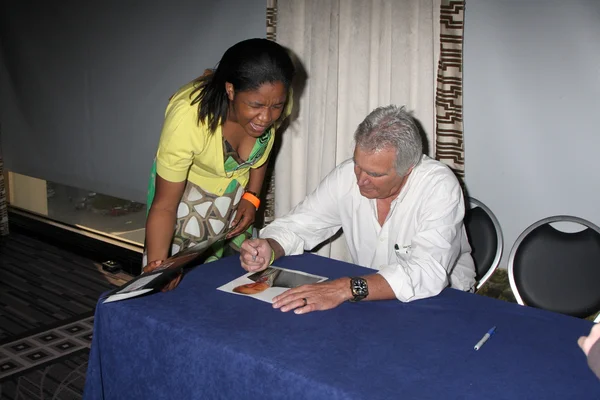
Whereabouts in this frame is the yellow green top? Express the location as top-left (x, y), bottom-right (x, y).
top-left (155, 81), bottom-right (291, 195)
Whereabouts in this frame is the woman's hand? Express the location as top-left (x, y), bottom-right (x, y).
top-left (143, 260), bottom-right (183, 292)
top-left (226, 199), bottom-right (256, 239)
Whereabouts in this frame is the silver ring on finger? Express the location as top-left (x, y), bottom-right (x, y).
top-left (302, 298), bottom-right (308, 307)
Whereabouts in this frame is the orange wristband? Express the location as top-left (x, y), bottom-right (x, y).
top-left (242, 192), bottom-right (260, 210)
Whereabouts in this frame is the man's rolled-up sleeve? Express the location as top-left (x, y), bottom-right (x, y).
top-left (261, 166), bottom-right (345, 255)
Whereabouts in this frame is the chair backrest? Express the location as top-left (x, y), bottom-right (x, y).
top-left (508, 215), bottom-right (600, 319)
top-left (464, 198), bottom-right (503, 290)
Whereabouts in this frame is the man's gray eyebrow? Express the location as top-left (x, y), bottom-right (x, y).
top-left (355, 162), bottom-right (384, 177)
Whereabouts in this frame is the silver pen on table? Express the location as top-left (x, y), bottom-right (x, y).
top-left (474, 326), bottom-right (497, 351)
top-left (251, 227), bottom-right (258, 261)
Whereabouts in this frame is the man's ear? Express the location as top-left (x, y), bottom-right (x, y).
top-left (401, 165), bottom-right (415, 178)
top-left (225, 82), bottom-right (235, 101)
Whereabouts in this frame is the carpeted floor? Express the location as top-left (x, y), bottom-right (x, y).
top-left (476, 269), bottom-right (516, 303)
top-left (0, 232), bottom-right (131, 400)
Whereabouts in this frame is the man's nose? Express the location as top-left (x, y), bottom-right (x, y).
top-left (356, 171), bottom-right (369, 186)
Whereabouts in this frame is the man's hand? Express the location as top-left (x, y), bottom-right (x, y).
top-left (578, 323), bottom-right (600, 356)
top-left (226, 200), bottom-right (256, 239)
top-left (143, 260), bottom-right (183, 292)
top-left (272, 278), bottom-right (353, 315)
top-left (240, 238), bottom-right (272, 272)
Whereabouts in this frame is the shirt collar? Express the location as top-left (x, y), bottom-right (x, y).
top-left (391, 156), bottom-right (423, 204)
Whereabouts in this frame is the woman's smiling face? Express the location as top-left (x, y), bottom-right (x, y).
top-left (226, 81), bottom-right (287, 138)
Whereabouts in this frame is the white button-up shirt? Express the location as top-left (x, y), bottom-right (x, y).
top-left (261, 155), bottom-right (476, 302)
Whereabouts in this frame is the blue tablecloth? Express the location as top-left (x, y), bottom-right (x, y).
top-left (84, 253), bottom-right (600, 399)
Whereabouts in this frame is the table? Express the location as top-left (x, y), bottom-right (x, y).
top-left (84, 254), bottom-right (600, 399)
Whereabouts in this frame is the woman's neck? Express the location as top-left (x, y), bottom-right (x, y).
top-left (221, 120), bottom-right (246, 146)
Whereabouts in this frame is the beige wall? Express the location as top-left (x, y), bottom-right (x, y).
top-left (7, 172), bottom-right (48, 216)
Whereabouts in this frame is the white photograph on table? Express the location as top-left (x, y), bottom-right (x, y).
top-left (217, 266), bottom-right (327, 303)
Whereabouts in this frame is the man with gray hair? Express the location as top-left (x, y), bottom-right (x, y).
top-left (240, 105), bottom-right (475, 314)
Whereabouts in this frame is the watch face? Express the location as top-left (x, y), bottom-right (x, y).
top-left (351, 277), bottom-right (368, 299)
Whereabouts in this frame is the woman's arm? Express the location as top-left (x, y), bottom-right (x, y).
top-left (145, 175), bottom-right (186, 263)
top-left (226, 162), bottom-right (268, 238)
top-left (246, 161), bottom-right (268, 195)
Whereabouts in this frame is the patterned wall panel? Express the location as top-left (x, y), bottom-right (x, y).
top-left (435, 0), bottom-right (466, 181)
top-left (266, 0), bottom-right (277, 41)
top-left (263, 0), bottom-right (278, 225)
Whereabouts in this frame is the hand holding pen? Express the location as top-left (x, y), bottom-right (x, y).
top-left (240, 234), bottom-right (272, 273)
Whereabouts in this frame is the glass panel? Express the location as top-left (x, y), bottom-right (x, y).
top-left (7, 171), bottom-right (146, 246)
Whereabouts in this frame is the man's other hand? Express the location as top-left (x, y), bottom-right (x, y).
top-left (271, 278), bottom-right (352, 315)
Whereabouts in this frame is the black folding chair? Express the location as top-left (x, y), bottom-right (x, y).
top-left (464, 197), bottom-right (503, 291)
top-left (508, 215), bottom-right (600, 321)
